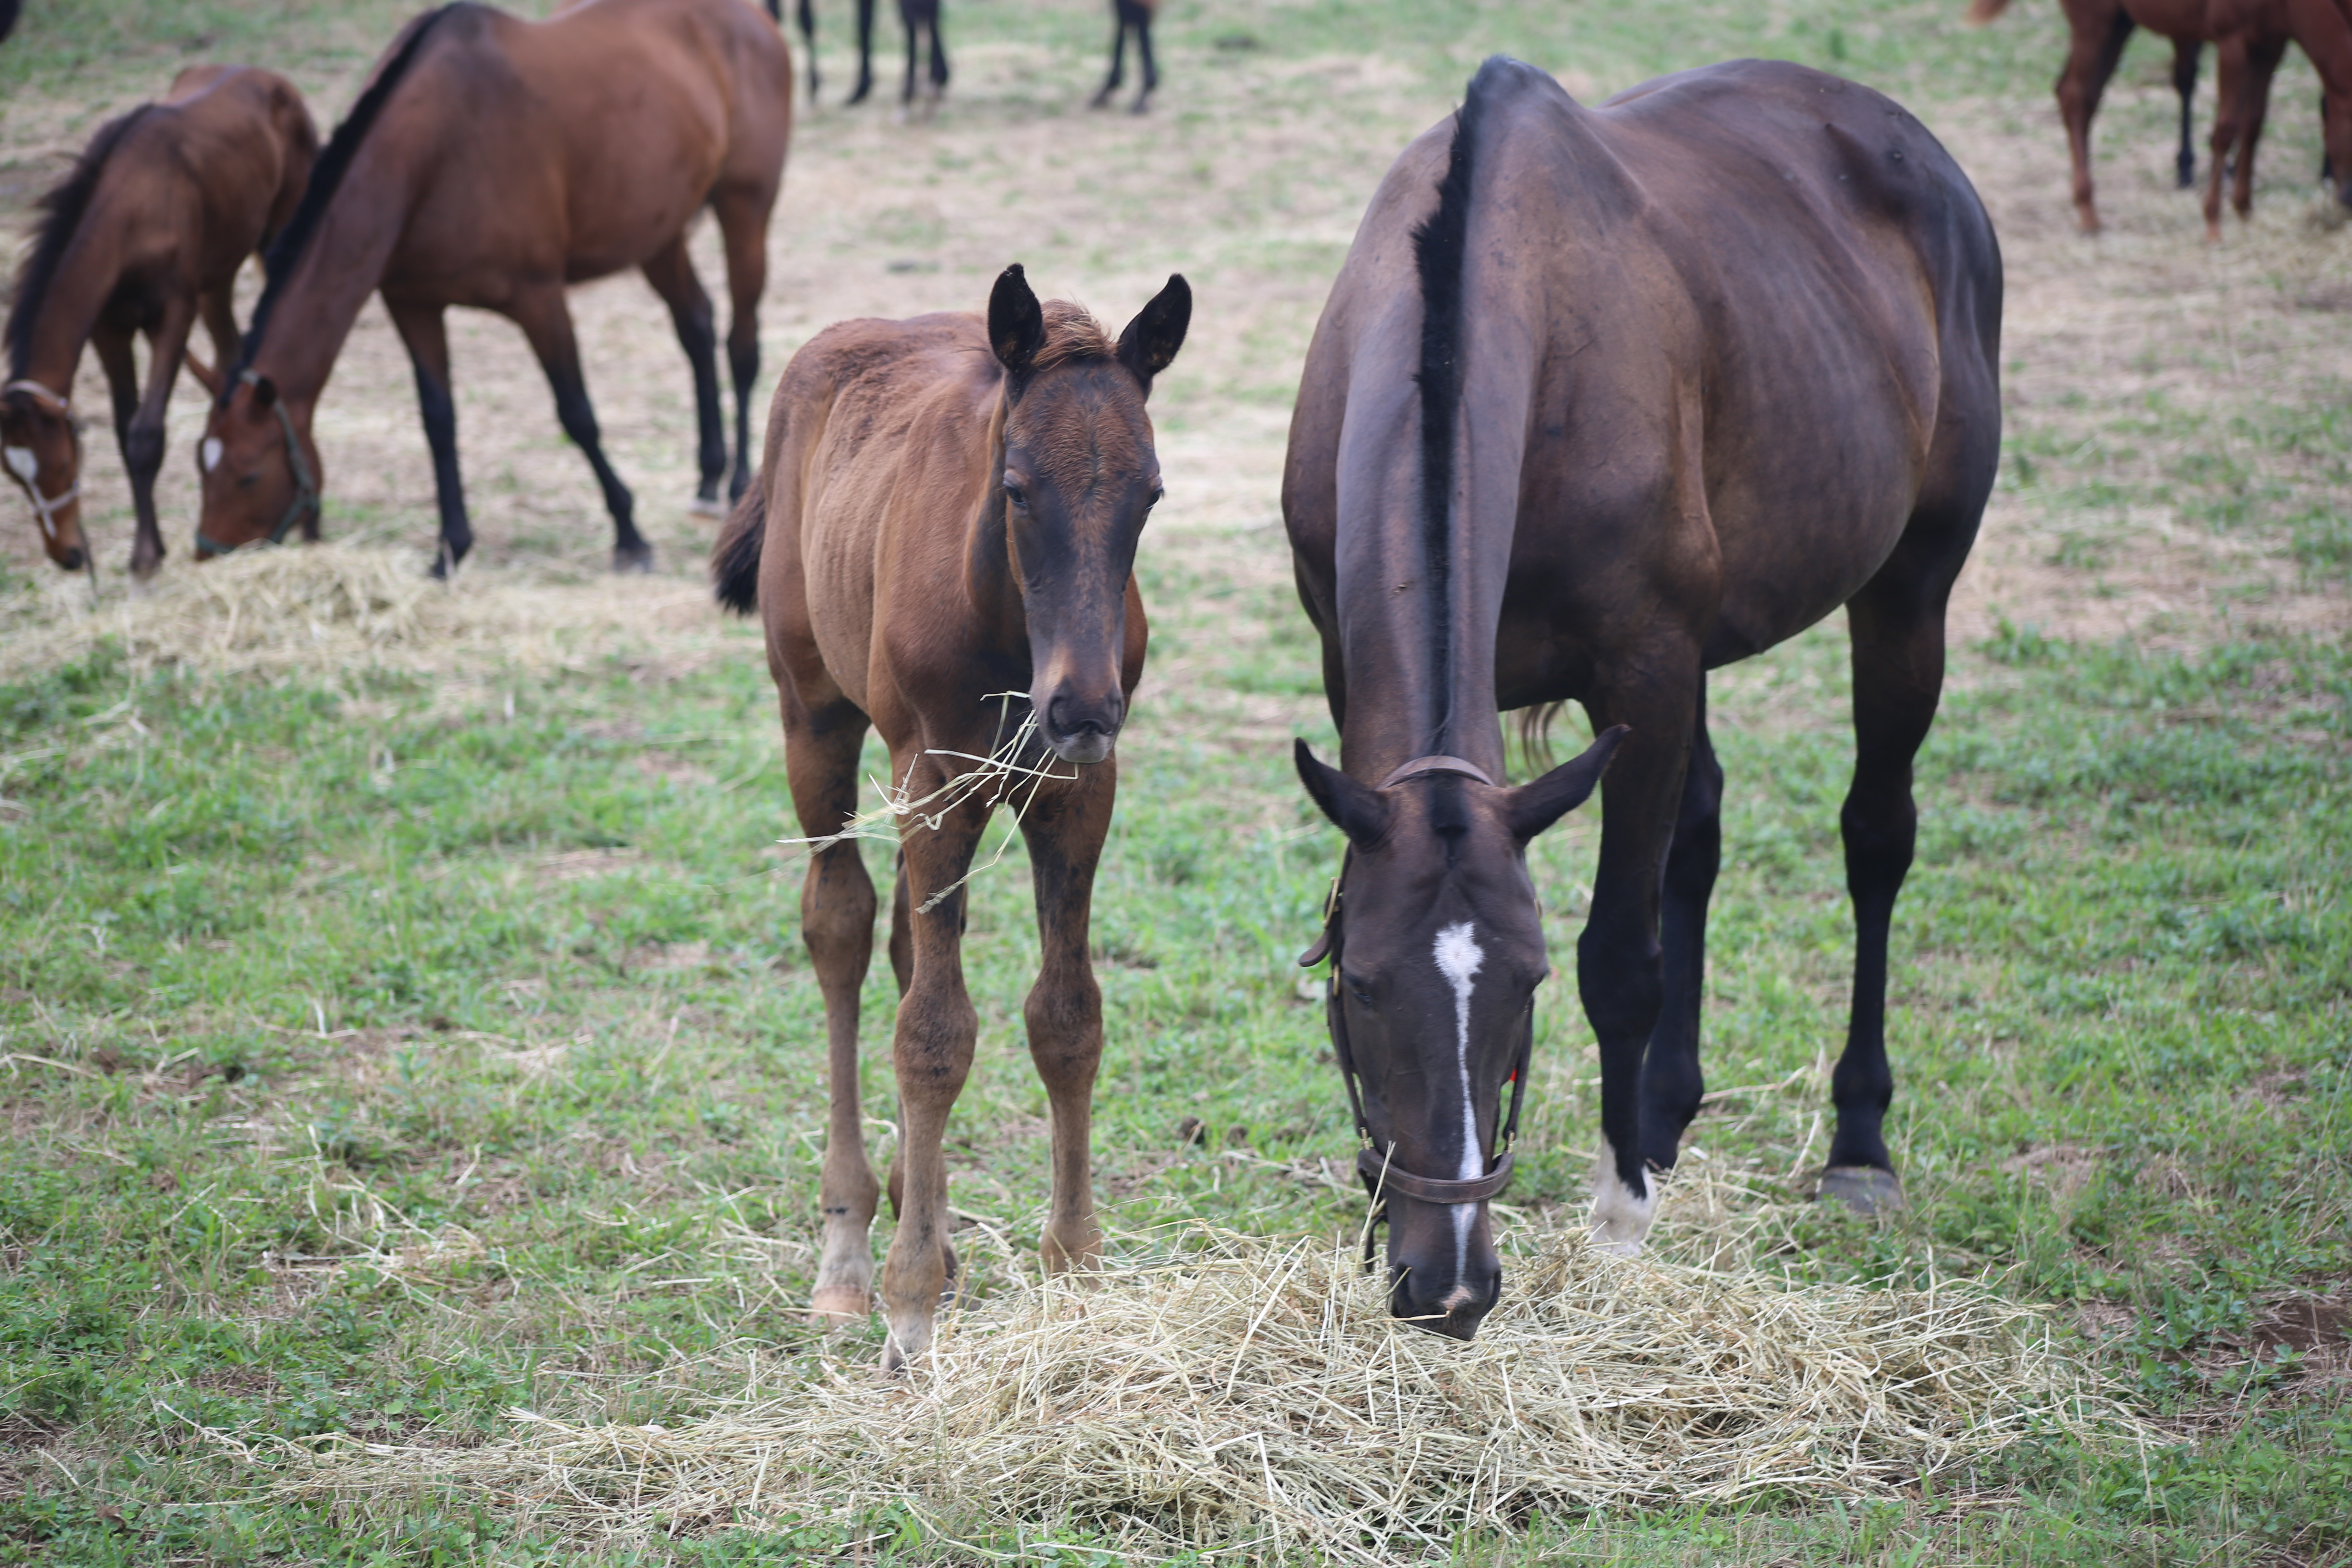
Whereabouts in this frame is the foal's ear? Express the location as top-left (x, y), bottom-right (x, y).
top-left (1504, 725), bottom-right (1628, 840)
top-left (1296, 739), bottom-right (1391, 847)
top-left (989, 263), bottom-right (1047, 377)
top-left (1117, 274), bottom-right (1192, 394)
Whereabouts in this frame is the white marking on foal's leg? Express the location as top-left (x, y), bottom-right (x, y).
top-left (1432, 922), bottom-right (1485, 1283)
top-left (1590, 1136), bottom-right (1657, 1257)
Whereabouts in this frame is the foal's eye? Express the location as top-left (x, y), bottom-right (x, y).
top-left (1003, 479), bottom-right (1028, 510)
top-left (1147, 484), bottom-right (1164, 508)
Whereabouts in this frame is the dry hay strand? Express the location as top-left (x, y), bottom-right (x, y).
top-left (263, 1206), bottom-right (2135, 1561)
top-left (0, 540), bottom-right (735, 680)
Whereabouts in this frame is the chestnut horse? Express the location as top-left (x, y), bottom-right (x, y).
top-left (1285, 58), bottom-right (2002, 1337)
top-left (196, 0), bottom-right (789, 573)
top-left (714, 264), bottom-right (1189, 1370)
top-left (1966, 0), bottom-right (2352, 234)
top-left (3, 66), bottom-right (315, 578)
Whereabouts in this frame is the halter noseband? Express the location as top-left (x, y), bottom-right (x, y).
top-left (195, 371), bottom-right (318, 559)
top-left (1305, 753), bottom-right (1534, 1265)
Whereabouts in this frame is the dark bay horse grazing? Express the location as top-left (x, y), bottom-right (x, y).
top-left (3, 66), bottom-right (315, 578)
top-left (715, 264), bottom-right (1189, 1370)
top-left (1091, 0), bottom-right (1160, 113)
top-left (1285, 57), bottom-right (2002, 1338)
top-left (195, 0), bottom-right (790, 573)
top-left (1966, 0), bottom-right (2352, 233)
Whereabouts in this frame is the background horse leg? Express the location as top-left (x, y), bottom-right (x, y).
top-left (124, 296), bottom-right (198, 579)
top-left (1129, 0), bottom-right (1157, 113)
top-left (1635, 687), bottom-right (1723, 1174)
top-left (1018, 764), bottom-right (1117, 1278)
top-left (640, 237), bottom-right (728, 513)
top-left (1090, 2), bottom-right (1129, 109)
top-left (850, 0), bottom-right (875, 104)
top-left (386, 298), bottom-right (474, 575)
top-left (1576, 651), bottom-right (1702, 1255)
top-left (2225, 33), bottom-right (2287, 227)
top-left (878, 756), bottom-right (987, 1372)
top-left (898, 0), bottom-right (919, 111)
top-left (710, 186), bottom-right (770, 503)
top-left (796, 0), bottom-right (819, 100)
top-left (787, 686), bottom-right (885, 1326)
top-left (2171, 37), bottom-right (2202, 188)
top-left (2054, 2), bottom-right (2136, 232)
top-left (509, 285), bottom-right (648, 572)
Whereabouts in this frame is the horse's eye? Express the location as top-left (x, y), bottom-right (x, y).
top-left (1003, 479), bottom-right (1029, 509)
top-left (1147, 484), bottom-right (1164, 508)
top-left (1342, 973), bottom-right (1375, 1008)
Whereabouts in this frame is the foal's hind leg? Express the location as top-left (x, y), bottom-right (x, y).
top-left (509, 284), bottom-right (648, 572)
top-left (788, 687), bottom-right (886, 1325)
top-left (1636, 689), bottom-right (1724, 1174)
top-left (640, 236), bottom-right (728, 513)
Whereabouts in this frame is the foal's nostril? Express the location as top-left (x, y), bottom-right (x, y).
top-left (1047, 693), bottom-right (1119, 737)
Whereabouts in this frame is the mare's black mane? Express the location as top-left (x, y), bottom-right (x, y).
top-left (235, 3), bottom-right (463, 383)
top-left (4, 106), bottom-right (154, 380)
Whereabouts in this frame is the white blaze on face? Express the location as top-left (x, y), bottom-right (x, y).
top-left (1431, 921), bottom-right (1486, 1279)
top-left (200, 437), bottom-right (223, 474)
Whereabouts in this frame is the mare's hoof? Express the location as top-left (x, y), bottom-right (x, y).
top-left (807, 1286), bottom-right (871, 1328)
top-left (1813, 1165), bottom-right (1905, 1216)
top-left (612, 542), bottom-right (655, 574)
top-left (687, 494), bottom-right (725, 518)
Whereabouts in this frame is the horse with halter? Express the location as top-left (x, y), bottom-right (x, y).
top-left (2, 66), bottom-right (315, 579)
top-left (1285, 57), bottom-right (2002, 1338)
top-left (195, 0), bottom-right (790, 574)
top-left (715, 264), bottom-right (1189, 1371)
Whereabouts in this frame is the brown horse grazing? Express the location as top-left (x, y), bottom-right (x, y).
top-left (714, 264), bottom-right (1189, 1370)
top-left (1285, 58), bottom-right (2002, 1338)
top-left (195, 0), bottom-right (789, 574)
top-left (1966, 0), bottom-right (2352, 234)
top-left (3, 66), bottom-right (315, 579)
top-left (1090, 0), bottom-right (1160, 114)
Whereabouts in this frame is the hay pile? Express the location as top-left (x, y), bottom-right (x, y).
top-left (272, 1220), bottom-right (2127, 1560)
top-left (0, 540), bottom-right (737, 680)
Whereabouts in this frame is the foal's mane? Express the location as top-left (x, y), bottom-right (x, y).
top-left (1031, 301), bottom-right (1118, 373)
top-left (235, 3), bottom-right (461, 381)
top-left (4, 105), bottom-right (154, 381)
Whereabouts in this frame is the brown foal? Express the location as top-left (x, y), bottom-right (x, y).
top-left (2, 66), bottom-right (314, 577)
top-left (715, 265), bottom-right (1189, 1370)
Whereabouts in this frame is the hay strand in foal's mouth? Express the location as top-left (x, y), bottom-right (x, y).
top-left (774, 692), bottom-right (1076, 911)
top-left (265, 1216), bottom-right (2135, 1559)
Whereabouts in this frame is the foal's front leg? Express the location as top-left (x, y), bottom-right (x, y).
top-left (879, 762), bottom-right (990, 1371)
top-left (1018, 761), bottom-right (1116, 1276)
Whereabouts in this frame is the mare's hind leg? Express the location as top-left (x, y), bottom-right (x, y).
top-left (2054, 4), bottom-right (2134, 232)
top-left (508, 284), bottom-right (648, 572)
top-left (2172, 37), bottom-right (2201, 188)
top-left (1018, 762), bottom-right (1117, 1277)
top-left (386, 298), bottom-right (474, 575)
top-left (788, 687), bottom-right (887, 1325)
top-left (710, 185), bottom-right (771, 502)
top-left (640, 237), bottom-right (727, 513)
top-left (1635, 688), bottom-right (1724, 1174)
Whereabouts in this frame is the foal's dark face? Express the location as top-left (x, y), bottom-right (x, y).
top-left (1299, 730), bottom-right (1622, 1338)
top-left (0, 394), bottom-right (85, 570)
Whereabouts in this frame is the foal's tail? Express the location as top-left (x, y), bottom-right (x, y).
top-left (1961, 0), bottom-right (2012, 23)
top-left (713, 483), bottom-right (766, 615)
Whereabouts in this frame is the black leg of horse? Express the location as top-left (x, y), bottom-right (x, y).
top-left (1131, 2), bottom-right (1157, 113)
top-left (900, 0), bottom-right (918, 108)
top-left (2172, 38), bottom-right (2201, 188)
top-left (511, 287), bottom-right (648, 572)
top-left (1091, 17), bottom-right (1126, 107)
top-left (1636, 688), bottom-right (1723, 1173)
top-left (796, 0), bottom-right (819, 100)
top-left (641, 238), bottom-right (727, 510)
top-left (1817, 569), bottom-right (1953, 1213)
top-left (387, 298), bottom-right (474, 576)
top-left (849, 0), bottom-right (875, 104)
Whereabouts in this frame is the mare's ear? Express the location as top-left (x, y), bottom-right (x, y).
top-left (1116, 274), bottom-right (1191, 394)
top-left (249, 375), bottom-right (280, 412)
top-left (988, 263), bottom-right (1047, 378)
top-left (1504, 724), bottom-right (1628, 840)
top-left (1296, 739), bottom-right (1390, 847)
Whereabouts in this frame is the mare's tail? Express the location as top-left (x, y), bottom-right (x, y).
top-left (713, 483), bottom-right (766, 615)
top-left (1961, 0), bottom-right (2012, 23)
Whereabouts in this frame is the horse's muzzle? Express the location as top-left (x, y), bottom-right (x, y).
top-left (1386, 1245), bottom-right (1502, 1340)
top-left (1042, 691), bottom-right (1124, 764)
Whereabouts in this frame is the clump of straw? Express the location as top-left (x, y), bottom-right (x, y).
top-left (265, 1207), bottom-right (2132, 1561)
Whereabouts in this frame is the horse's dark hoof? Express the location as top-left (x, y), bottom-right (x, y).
top-left (613, 542), bottom-right (654, 574)
top-left (1813, 1165), bottom-right (1905, 1216)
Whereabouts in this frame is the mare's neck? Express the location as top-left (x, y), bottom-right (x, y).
top-left (247, 172), bottom-right (409, 415)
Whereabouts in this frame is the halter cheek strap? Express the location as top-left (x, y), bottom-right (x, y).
top-left (4, 380), bottom-right (92, 585)
top-left (195, 371), bottom-right (319, 559)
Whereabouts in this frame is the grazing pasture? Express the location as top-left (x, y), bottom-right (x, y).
top-left (0, 0), bottom-right (2347, 1560)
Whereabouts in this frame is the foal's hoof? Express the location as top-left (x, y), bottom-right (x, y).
top-left (612, 541), bottom-right (655, 574)
top-left (807, 1285), bottom-right (871, 1328)
top-left (1813, 1165), bottom-right (1906, 1216)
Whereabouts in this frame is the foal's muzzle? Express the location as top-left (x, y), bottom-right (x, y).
top-left (1041, 690), bottom-right (1124, 764)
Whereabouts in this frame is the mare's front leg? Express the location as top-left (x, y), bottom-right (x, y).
top-left (385, 298), bottom-right (474, 575)
top-left (640, 238), bottom-right (728, 513)
top-left (1018, 759), bottom-right (1117, 1276)
top-left (1578, 647), bottom-right (1702, 1255)
top-left (1635, 687), bottom-right (1723, 1173)
top-left (786, 686), bottom-right (886, 1325)
top-left (89, 325), bottom-right (140, 573)
top-left (509, 283), bottom-right (648, 572)
top-left (125, 295), bottom-right (200, 579)
top-left (879, 755), bottom-right (990, 1370)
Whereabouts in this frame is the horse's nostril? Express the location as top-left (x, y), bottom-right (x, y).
top-left (56, 546), bottom-right (85, 572)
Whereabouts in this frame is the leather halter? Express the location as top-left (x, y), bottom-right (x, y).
top-left (3, 380), bottom-right (93, 589)
top-left (1302, 751), bottom-right (1532, 1264)
top-left (195, 371), bottom-right (318, 559)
